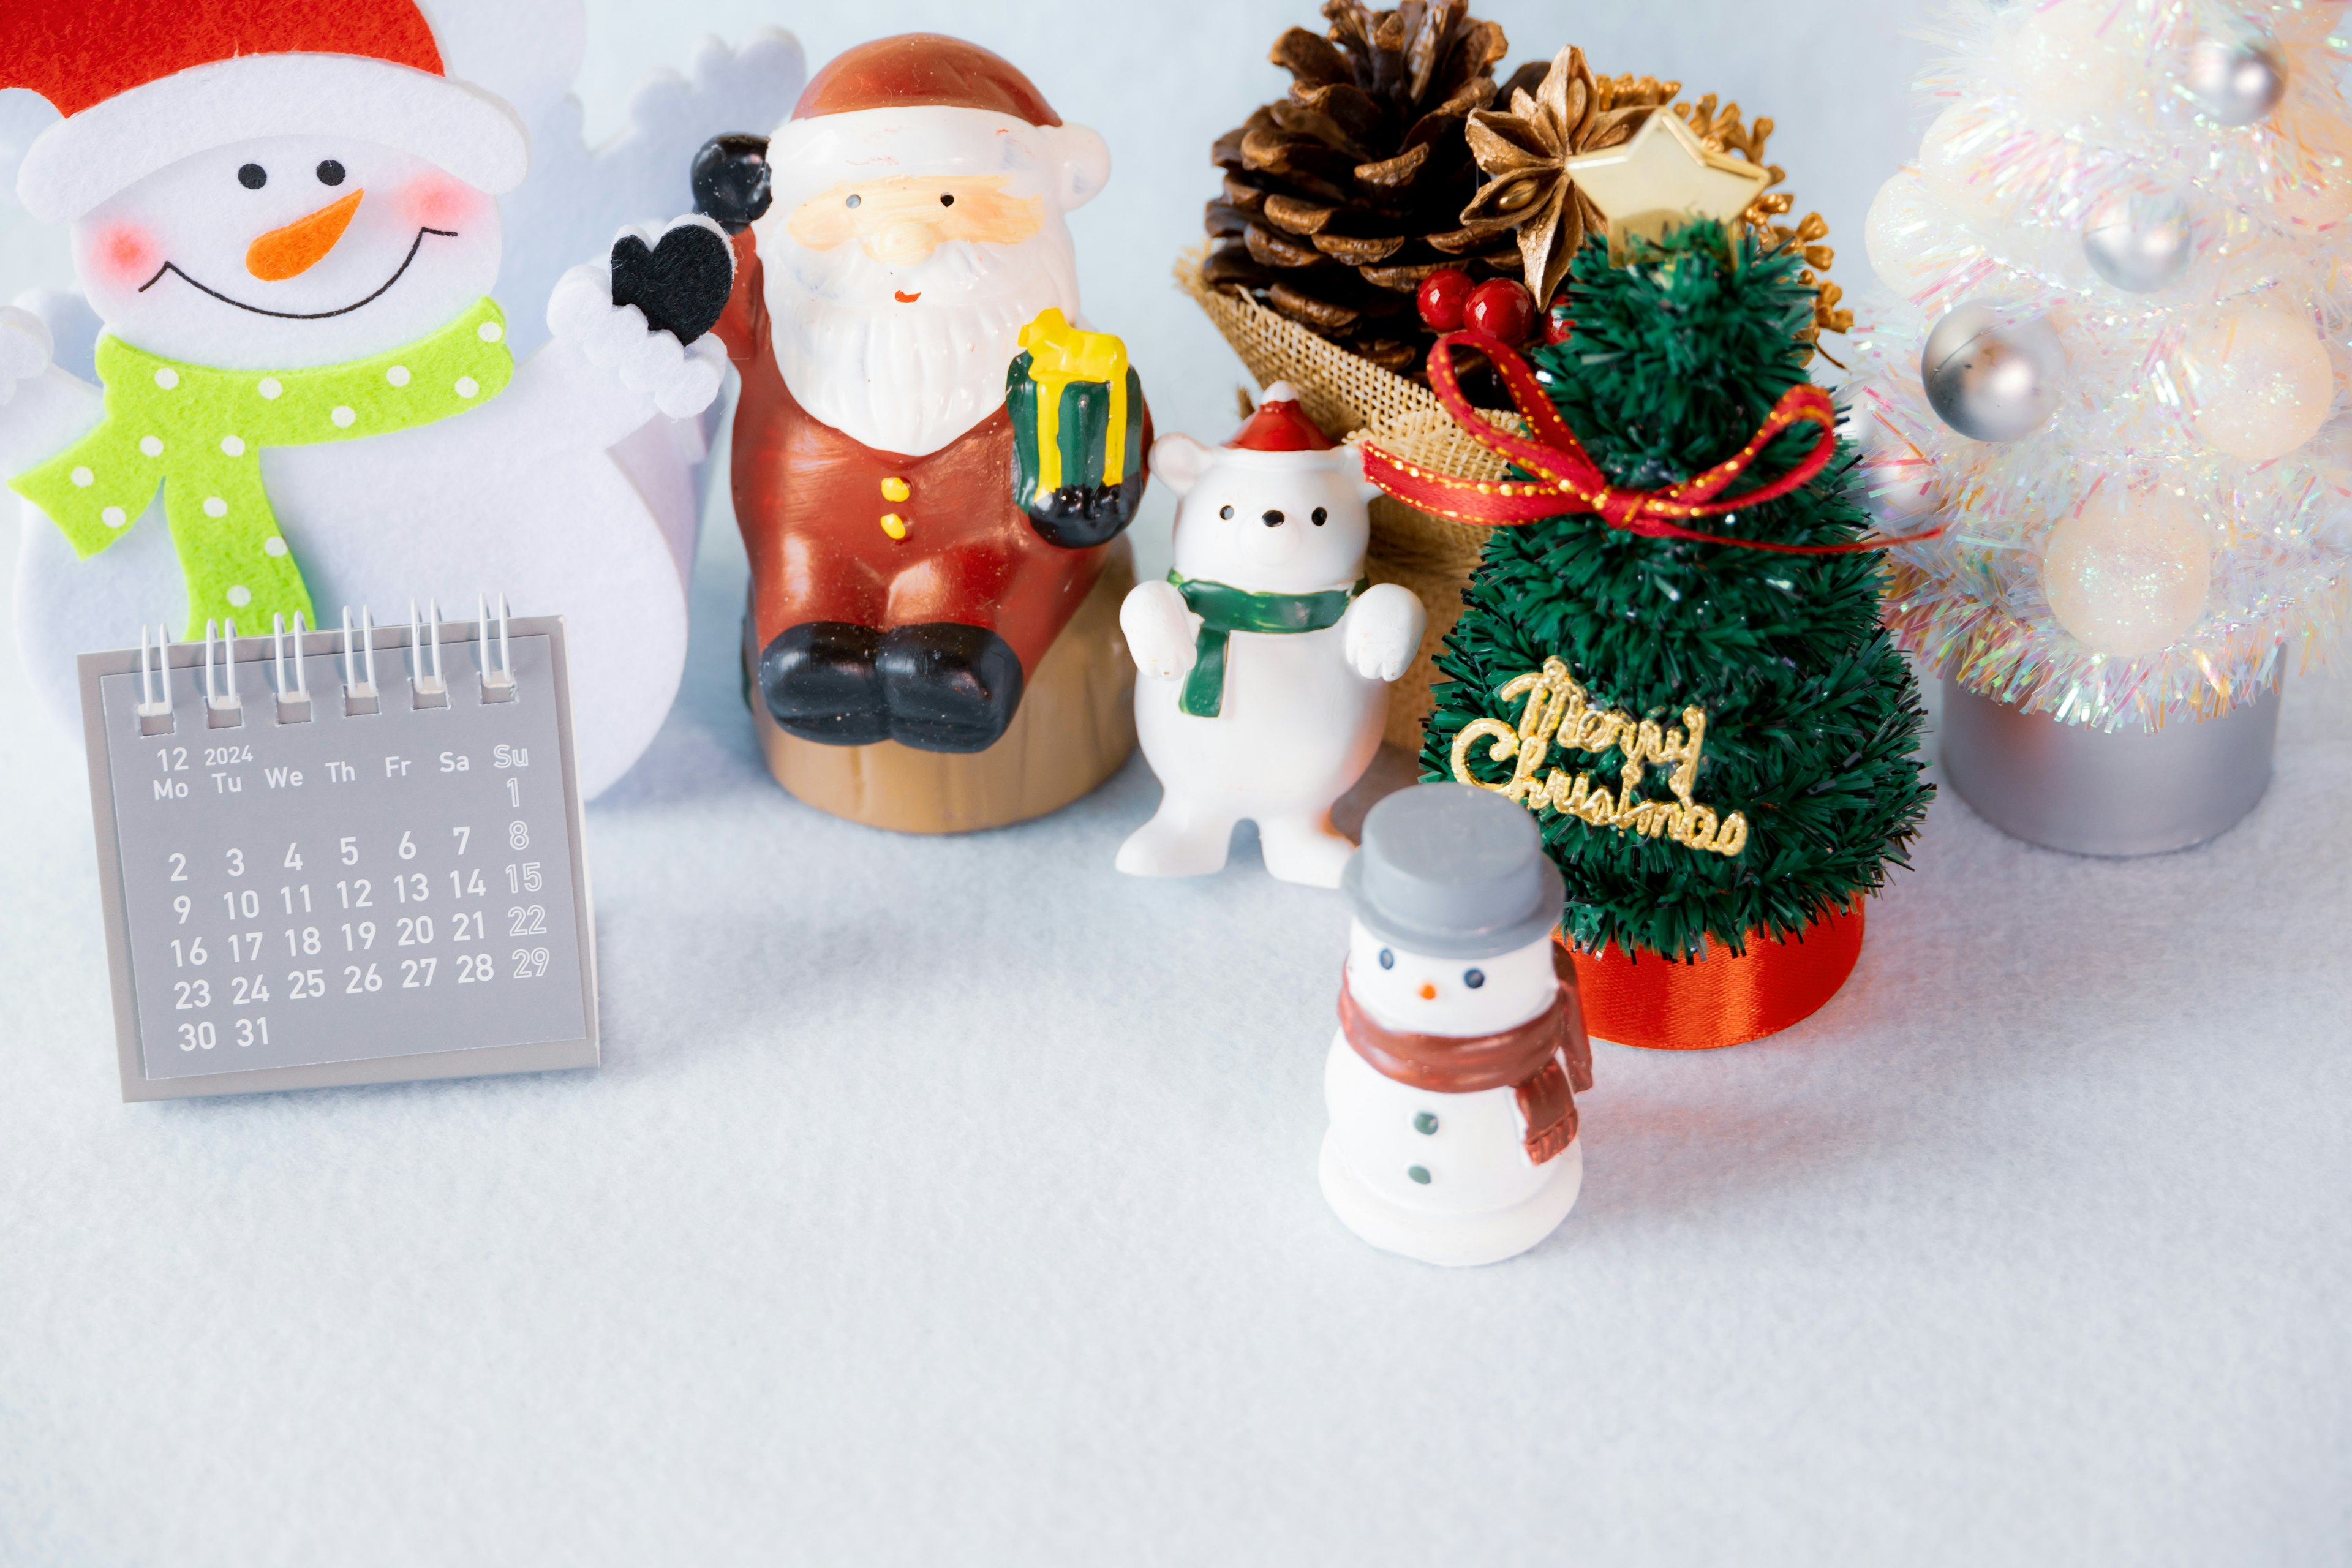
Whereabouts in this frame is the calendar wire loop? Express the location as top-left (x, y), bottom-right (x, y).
top-left (202, 619), bottom-right (243, 720)
top-left (478, 592), bottom-right (516, 701)
top-left (409, 600), bottom-right (450, 707)
top-left (341, 605), bottom-right (381, 714)
top-left (136, 624), bottom-right (169, 715)
top-left (271, 612), bottom-right (311, 701)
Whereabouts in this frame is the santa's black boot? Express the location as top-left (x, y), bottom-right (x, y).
top-left (758, 622), bottom-right (889, 746)
top-left (876, 625), bottom-right (1025, 753)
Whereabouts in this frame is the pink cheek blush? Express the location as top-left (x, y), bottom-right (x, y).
top-left (85, 224), bottom-right (161, 286)
top-left (397, 175), bottom-right (486, 232)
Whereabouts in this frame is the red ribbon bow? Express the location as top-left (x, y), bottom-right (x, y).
top-left (1359, 329), bottom-right (1939, 556)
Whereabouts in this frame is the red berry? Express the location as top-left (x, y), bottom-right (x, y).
top-left (1464, 278), bottom-right (1536, 345)
top-left (1417, 269), bottom-right (1474, 332)
top-left (1543, 302), bottom-right (1574, 346)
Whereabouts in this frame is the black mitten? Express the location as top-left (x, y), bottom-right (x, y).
top-left (608, 216), bottom-right (736, 345)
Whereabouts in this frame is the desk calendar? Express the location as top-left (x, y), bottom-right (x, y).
top-left (77, 609), bottom-right (598, 1099)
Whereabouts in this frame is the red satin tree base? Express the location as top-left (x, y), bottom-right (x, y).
top-left (1562, 902), bottom-right (1866, 1051)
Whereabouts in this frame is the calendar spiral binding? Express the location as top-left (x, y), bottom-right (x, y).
top-left (128, 595), bottom-right (525, 737)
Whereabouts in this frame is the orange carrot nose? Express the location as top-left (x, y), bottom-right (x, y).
top-left (1417, 982), bottom-right (1438, 1000)
top-left (245, 190), bottom-right (363, 281)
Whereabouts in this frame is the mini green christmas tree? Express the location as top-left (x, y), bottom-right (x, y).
top-left (1420, 221), bottom-right (1932, 962)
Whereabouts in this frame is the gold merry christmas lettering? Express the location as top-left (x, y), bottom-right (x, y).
top-left (1449, 657), bottom-right (1749, 857)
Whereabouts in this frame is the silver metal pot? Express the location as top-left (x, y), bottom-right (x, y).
top-left (1939, 677), bottom-right (2280, 857)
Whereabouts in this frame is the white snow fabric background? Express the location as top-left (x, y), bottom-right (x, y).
top-left (3, 2), bottom-right (2349, 1564)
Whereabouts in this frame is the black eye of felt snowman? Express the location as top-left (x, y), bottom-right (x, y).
top-left (1379, 949), bottom-right (1395, 969)
top-left (1463, 968), bottom-right (1485, 989)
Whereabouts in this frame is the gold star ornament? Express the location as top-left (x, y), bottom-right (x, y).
top-left (1559, 108), bottom-right (1771, 263)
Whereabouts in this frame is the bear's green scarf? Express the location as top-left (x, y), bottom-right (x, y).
top-left (1169, 570), bottom-right (1366, 718)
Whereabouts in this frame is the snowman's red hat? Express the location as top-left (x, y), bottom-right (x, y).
top-left (1227, 383), bottom-right (1335, 453)
top-left (6, 0), bottom-right (530, 224)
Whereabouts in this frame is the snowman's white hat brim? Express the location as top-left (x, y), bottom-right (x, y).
top-left (15, 54), bottom-right (530, 225)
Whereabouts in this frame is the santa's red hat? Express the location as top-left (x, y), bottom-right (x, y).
top-left (1227, 383), bottom-right (1335, 453)
top-left (6, 0), bottom-right (530, 224)
top-left (761, 34), bottom-right (1110, 222)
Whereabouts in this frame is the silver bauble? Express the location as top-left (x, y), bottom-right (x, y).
top-left (1920, 302), bottom-right (2066, 443)
top-left (2081, 192), bottom-right (2195, 292)
top-left (2184, 36), bottom-right (2286, 126)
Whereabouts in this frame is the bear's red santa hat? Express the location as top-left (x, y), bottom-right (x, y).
top-left (1227, 383), bottom-right (1335, 453)
top-left (761, 34), bottom-right (1111, 222)
top-left (5, 0), bottom-right (530, 224)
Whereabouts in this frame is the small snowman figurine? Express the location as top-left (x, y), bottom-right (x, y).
top-left (1117, 384), bottom-right (1424, 888)
top-left (1323, 783), bottom-right (1593, 1267)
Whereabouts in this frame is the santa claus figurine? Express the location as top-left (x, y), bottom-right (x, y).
top-left (696, 34), bottom-right (1150, 832)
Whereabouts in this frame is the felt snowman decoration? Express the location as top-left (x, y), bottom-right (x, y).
top-left (0, 0), bottom-right (732, 798)
top-left (1323, 783), bottom-right (1593, 1267)
top-left (1117, 385), bottom-right (1425, 888)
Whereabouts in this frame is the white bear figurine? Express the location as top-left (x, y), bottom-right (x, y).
top-left (1117, 385), bottom-right (1425, 889)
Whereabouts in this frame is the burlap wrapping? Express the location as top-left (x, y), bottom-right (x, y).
top-left (1177, 249), bottom-right (1523, 750)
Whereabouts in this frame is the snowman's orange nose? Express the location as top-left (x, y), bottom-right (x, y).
top-left (1417, 982), bottom-right (1438, 1000)
top-left (246, 190), bottom-right (363, 281)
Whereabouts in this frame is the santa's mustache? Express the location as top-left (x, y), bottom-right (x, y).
top-left (780, 235), bottom-right (1062, 309)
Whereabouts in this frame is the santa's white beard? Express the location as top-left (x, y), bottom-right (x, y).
top-left (764, 233), bottom-right (1079, 458)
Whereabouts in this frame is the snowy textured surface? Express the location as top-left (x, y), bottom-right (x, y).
top-left (4, 3), bottom-right (2350, 1564)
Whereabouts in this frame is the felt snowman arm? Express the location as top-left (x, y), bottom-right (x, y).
top-left (545, 260), bottom-right (729, 441)
top-left (0, 308), bottom-right (51, 409)
top-left (0, 307), bottom-right (102, 483)
top-left (1340, 583), bottom-right (1427, 683)
top-left (1119, 579), bottom-right (1203, 682)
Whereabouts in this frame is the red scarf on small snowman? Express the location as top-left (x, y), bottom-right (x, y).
top-left (1337, 945), bottom-right (1594, 1165)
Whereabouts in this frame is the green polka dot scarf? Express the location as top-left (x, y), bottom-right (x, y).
top-left (10, 298), bottom-right (513, 636)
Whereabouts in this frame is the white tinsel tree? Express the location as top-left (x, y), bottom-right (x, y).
top-left (1849, 0), bottom-right (2351, 729)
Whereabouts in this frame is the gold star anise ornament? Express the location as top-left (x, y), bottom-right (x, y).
top-left (1460, 47), bottom-right (1681, 308)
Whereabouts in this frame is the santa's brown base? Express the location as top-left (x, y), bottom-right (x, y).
top-left (742, 540), bottom-right (1137, 834)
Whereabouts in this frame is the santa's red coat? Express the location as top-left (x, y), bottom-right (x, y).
top-left (715, 230), bottom-right (1149, 674)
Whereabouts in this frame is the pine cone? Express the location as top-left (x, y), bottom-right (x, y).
top-left (1203, 0), bottom-right (1518, 377)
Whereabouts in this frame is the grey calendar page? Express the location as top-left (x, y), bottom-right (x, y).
top-left (99, 634), bottom-right (589, 1080)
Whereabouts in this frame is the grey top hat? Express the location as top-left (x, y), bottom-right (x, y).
top-left (1340, 783), bottom-right (1566, 960)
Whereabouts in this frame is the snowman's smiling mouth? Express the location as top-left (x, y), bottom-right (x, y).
top-left (136, 226), bottom-right (459, 321)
